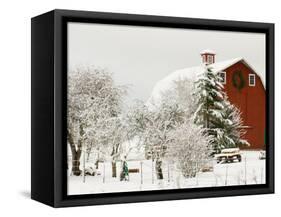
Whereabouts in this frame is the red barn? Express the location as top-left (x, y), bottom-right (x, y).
top-left (201, 50), bottom-right (266, 150)
top-left (148, 50), bottom-right (266, 150)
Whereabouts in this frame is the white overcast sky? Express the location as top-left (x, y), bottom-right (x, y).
top-left (68, 22), bottom-right (265, 104)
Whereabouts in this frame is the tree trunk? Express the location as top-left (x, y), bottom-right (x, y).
top-left (95, 160), bottom-right (99, 169)
top-left (111, 144), bottom-right (120, 178)
top-left (71, 149), bottom-right (82, 176)
top-left (112, 161), bottom-right (117, 178)
top-left (68, 130), bottom-right (82, 176)
top-left (155, 158), bottom-right (163, 180)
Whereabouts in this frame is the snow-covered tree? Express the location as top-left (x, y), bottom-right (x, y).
top-left (214, 99), bottom-right (250, 150)
top-left (146, 103), bottom-right (185, 179)
top-left (125, 100), bottom-right (186, 179)
top-left (67, 67), bottom-right (126, 175)
top-left (97, 116), bottom-right (128, 177)
top-left (194, 65), bottom-right (224, 129)
top-left (161, 78), bottom-right (197, 119)
top-left (124, 100), bottom-right (150, 142)
top-left (167, 120), bottom-right (212, 178)
top-left (194, 66), bottom-right (248, 153)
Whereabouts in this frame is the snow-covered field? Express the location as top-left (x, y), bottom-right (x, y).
top-left (67, 151), bottom-right (266, 195)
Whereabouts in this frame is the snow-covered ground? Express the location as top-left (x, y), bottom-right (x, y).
top-left (67, 151), bottom-right (266, 195)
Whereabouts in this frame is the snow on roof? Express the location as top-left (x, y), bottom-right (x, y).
top-left (200, 49), bottom-right (216, 55)
top-left (146, 58), bottom-right (265, 108)
top-left (146, 65), bottom-right (200, 108)
top-left (215, 58), bottom-right (265, 87)
top-left (211, 57), bottom-right (242, 71)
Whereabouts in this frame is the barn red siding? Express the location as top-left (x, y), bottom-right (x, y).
top-left (223, 61), bottom-right (265, 150)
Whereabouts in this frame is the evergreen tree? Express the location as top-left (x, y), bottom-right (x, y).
top-left (194, 65), bottom-right (224, 152)
top-left (215, 100), bottom-right (250, 150)
top-left (194, 65), bottom-right (248, 153)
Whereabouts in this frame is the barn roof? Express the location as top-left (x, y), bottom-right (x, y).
top-left (212, 57), bottom-right (265, 86)
top-left (147, 58), bottom-right (265, 108)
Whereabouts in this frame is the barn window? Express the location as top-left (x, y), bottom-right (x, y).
top-left (249, 74), bottom-right (256, 86)
top-left (219, 72), bottom-right (226, 84)
top-left (202, 55), bottom-right (206, 63)
top-left (207, 55), bottom-right (213, 64)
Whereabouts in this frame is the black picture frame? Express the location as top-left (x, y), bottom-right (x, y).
top-left (31, 9), bottom-right (274, 207)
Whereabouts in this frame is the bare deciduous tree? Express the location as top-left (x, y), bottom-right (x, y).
top-left (67, 67), bottom-right (126, 176)
top-left (167, 120), bottom-right (212, 178)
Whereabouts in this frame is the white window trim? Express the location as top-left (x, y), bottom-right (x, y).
top-left (249, 74), bottom-right (256, 86)
top-left (220, 71), bottom-right (226, 84)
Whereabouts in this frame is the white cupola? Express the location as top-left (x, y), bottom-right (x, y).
top-left (200, 49), bottom-right (216, 65)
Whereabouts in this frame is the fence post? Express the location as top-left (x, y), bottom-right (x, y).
top-left (167, 162), bottom-right (170, 183)
top-left (170, 162), bottom-right (173, 182)
top-left (260, 167), bottom-right (263, 184)
top-left (225, 164), bottom-right (228, 186)
top-left (83, 151), bottom-right (86, 183)
top-left (152, 159), bottom-right (154, 184)
top-left (196, 162), bottom-right (199, 186)
top-left (244, 156), bottom-right (247, 185)
top-left (103, 162), bottom-right (105, 183)
top-left (140, 161), bottom-right (143, 185)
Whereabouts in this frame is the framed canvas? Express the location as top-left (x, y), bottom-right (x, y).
top-left (31, 9), bottom-right (274, 207)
